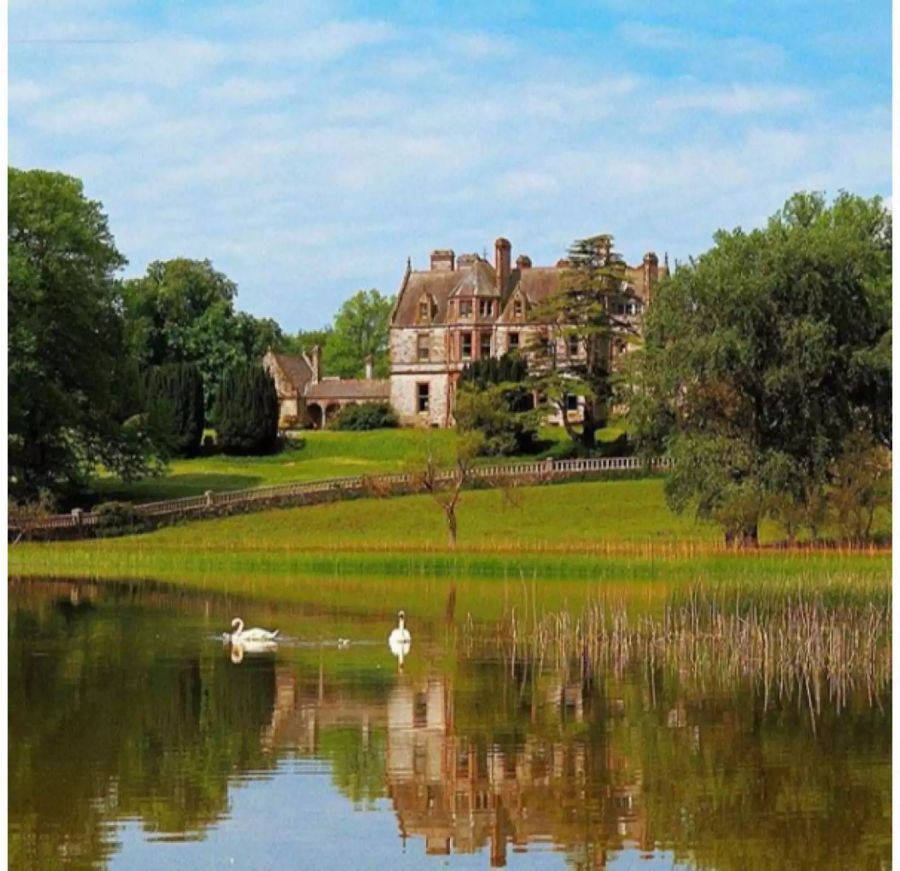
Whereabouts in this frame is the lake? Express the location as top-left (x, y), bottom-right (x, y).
top-left (8, 576), bottom-right (891, 870)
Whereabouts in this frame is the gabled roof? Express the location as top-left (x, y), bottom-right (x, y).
top-left (266, 351), bottom-right (314, 391)
top-left (449, 258), bottom-right (499, 299)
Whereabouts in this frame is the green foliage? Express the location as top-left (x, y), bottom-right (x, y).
top-left (456, 359), bottom-right (537, 456)
top-left (144, 363), bottom-right (205, 457)
top-left (214, 365), bottom-right (280, 455)
top-left (93, 501), bottom-right (149, 537)
top-left (326, 290), bottom-right (393, 378)
top-left (457, 353), bottom-right (539, 456)
top-left (631, 191), bottom-right (892, 544)
top-left (122, 258), bottom-right (284, 412)
top-left (528, 235), bottom-right (638, 449)
top-left (828, 430), bottom-right (891, 543)
top-left (332, 402), bottom-right (398, 431)
top-left (8, 167), bottom-right (165, 502)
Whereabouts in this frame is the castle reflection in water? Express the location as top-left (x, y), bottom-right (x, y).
top-left (264, 664), bottom-right (646, 868)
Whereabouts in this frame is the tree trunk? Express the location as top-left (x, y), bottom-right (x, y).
top-left (740, 524), bottom-right (759, 548)
top-left (446, 507), bottom-right (457, 548)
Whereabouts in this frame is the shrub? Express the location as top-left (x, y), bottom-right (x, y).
top-left (333, 402), bottom-right (398, 431)
top-left (214, 364), bottom-right (279, 455)
top-left (456, 354), bottom-right (538, 456)
top-left (93, 501), bottom-right (148, 537)
top-left (144, 362), bottom-right (205, 457)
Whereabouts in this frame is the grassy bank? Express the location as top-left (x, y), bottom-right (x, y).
top-left (11, 479), bottom-right (891, 596)
top-left (88, 426), bottom-right (589, 505)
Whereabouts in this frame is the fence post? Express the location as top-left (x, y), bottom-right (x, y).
top-left (204, 490), bottom-right (213, 508)
top-left (71, 508), bottom-right (83, 527)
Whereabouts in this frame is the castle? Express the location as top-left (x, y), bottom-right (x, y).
top-left (265, 235), bottom-right (665, 429)
top-left (389, 236), bottom-right (664, 427)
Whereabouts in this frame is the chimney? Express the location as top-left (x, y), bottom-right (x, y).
top-left (516, 254), bottom-right (532, 270)
top-left (456, 253), bottom-right (478, 270)
top-left (310, 344), bottom-right (321, 384)
top-left (364, 354), bottom-right (373, 381)
top-left (494, 237), bottom-right (511, 292)
top-left (430, 249), bottom-right (455, 271)
top-left (642, 252), bottom-right (659, 297)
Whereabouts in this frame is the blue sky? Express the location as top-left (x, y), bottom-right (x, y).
top-left (9, 0), bottom-right (891, 331)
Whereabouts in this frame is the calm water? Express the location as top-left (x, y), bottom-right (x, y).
top-left (9, 577), bottom-right (891, 870)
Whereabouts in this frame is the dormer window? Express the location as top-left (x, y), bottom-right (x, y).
top-left (513, 297), bottom-right (524, 318)
top-left (459, 300), bottom-right (473, 319)
top-left (479, 299), bottom-right (493, 317)
top-left (417, 294), bottom-right (435, 324)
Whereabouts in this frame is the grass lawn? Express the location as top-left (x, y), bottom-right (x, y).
top-left (11, 478), bottom-right (891, 592)
top-left (88, 426), bottom-right (591, 505)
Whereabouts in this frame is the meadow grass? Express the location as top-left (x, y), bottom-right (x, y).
top-left (88, 426), bottom-right (582, 504)
top-left (12, 479), bottom-right (890, 602)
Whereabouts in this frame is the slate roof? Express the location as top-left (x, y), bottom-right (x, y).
top-left (268, 352), bottom-right (314, 392)
top-left (305, 378), bottom-right (390, 402)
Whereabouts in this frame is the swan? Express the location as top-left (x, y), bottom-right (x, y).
top-left (227, 617), bottom-right (279, 644)
top-left (388, 610), bottom-right (411, 646)
top-left (230, 640), bottom-right (278, 663)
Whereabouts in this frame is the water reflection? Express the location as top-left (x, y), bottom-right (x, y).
top-left (8, 578), bottom-right (891, 870)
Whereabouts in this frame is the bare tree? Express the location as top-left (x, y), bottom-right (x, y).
top-left (413, 434), bottom-right (482, 548)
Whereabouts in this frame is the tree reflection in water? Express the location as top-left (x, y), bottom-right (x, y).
top-left (8, 579), bottom-right (891, 870)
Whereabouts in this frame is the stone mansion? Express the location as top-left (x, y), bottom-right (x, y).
top-left (389, 236), bottom-right (665, 427)
top-left (264, 235), bottom-right (665, 429)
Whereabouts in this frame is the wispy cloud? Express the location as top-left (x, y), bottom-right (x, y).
top-left (8, 1), bottom-right (890, 329)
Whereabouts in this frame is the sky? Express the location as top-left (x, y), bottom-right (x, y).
top-left (9, 0), bottom-right (892, 332)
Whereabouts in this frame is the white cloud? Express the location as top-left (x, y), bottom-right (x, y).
top-left (655, 85), bottom-right (812, 115)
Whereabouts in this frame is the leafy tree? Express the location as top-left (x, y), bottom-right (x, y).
top-left (326, 290), bottom-right (393, 378)
top-left (122, 259), bottom-right (284, 412)
top-left (8, 167), bottom-right (164, 502)
top-left (528, 236), bottom-right (639, 450)
top-left (278, 326), bottom-right (333, 361)
top-left (631, 191), bottom-right (891, 545)
top-left (143, 363), bottom-right (205, 457)
top-left (214, 364), bottom-right (279, 455)
top-left (456, 354), bottom-right (539, 455)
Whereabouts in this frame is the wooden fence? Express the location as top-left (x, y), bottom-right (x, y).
top-left (12, 455), bottom-right (670, 539)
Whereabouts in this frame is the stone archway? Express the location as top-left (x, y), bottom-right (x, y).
top-left (307, 402), bottom-right (324, 430)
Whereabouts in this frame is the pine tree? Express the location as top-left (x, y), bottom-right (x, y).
top-left (144, 363), bottom-right (205, 457)
top-left (214, 364), bottom-right (279, 455)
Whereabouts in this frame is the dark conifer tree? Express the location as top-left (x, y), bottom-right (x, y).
top-left (214, 364), bottom-right (279, 455)
top-left (144, 363), bottom-right (205, 457)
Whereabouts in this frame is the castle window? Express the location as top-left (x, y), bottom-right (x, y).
top-left (417, 382), bottom-right (430, 413)
top-left (568, 335), bottom-right (580, 357)
top-left (460, 332), bottom-right (472, 360)
top-left (459, 300), bottom-right (473, 319)
top-left (508, 332), bottom-right (520, 351)
top-left (417, 333), bottom-right (430, 361)
top-left (418, 299), bottom-right (431, 322)
top-left (479, 299), bottom-right (493, 317)
top-left (513, 297), bottom-right (524, 318)
top-left (479, 332), bottom-right (492, 359)
top-left (565, 394), bottom-right (579, 411)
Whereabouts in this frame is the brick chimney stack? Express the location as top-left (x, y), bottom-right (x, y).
top-left (516, 254), bottom-right (532, 270)
top-left (495, 237), bottom-right (511, 292)
top-left (642, 252), bottom-right (659, 299)
top-left (430, 249), bottom-right (455, 271)
top-left (310, 345), bottom-right (321, 384)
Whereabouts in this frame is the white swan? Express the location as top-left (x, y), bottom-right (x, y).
top-left (227, 617), bottom-right (279, 644)
top-left (388, 610), bottom-right (411, 646)
top-left (230, 640), bottom-right (278, 663)
top-left (388, 611), bottom-right (411, 671)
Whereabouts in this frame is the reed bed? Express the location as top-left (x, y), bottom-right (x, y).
top-left (467, 586), bottom-right (892, 721)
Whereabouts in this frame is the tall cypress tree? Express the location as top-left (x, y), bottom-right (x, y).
top-left (214, 364), bottom-right (279, 455)
top-left (144, 363), bottom-right (205, 457)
